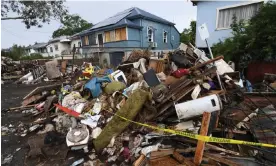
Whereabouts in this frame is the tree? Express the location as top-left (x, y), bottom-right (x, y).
top-left (1, 45), bottom-right (26, 61)
top-left (180, 21), bottom-right (196, 45)
top-left (1, 1), bottom-right (68, 28)
top-left (213, 2), bottom-right (276, 70)
top-left (52, 14), bottom-right (92, 38)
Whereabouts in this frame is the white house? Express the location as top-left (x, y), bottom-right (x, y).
top-left (25, 42), bottom-right (49, 57)
top-left (46, 35), bottom-right (83, 59)
top-left (46, 36), bottom-right (71, 58)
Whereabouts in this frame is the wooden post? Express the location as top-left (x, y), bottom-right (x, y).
top-left (72, 45), bottom-right (76, 73)
top-left (194, 112), bottom-right (211, 165)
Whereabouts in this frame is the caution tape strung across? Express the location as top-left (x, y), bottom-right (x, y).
top-left (108, 111), bottom-right (276, 148)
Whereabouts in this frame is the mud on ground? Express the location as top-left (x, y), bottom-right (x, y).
top-left (1, 83), bottom-right (87, 166)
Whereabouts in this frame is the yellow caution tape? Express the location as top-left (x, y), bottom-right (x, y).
top-left (108, 111), bottom-right (276, 148)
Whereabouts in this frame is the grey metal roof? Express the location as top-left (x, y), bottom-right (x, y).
top-left (31, 43), bottom-right (48, 49)
top-left (91, 8), bottom-right (132, 30)
top-left (80, 7), bottom-right (174, 35)
top-left (127, 7), bottom-right (174, 25)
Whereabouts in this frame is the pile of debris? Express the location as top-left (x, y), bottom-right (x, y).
top-left (4, 43), bottom-right (276, 165)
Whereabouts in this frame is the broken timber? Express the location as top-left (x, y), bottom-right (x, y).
top-left (194, 112), bottom-right (211, 165)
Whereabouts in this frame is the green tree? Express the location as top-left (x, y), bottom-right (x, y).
top-left (3, 45), bottom-right (27, 61)
top-left (180, 21), bottom-right (196, 45)
top-left (52, 14), bottom-right (92, 38)
top-left (213, 2), bottom-right (276, 69)
top-left (1, 1), bottom-right (68, 28)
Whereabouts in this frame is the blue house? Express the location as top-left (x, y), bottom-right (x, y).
top-left (192, 1), bottom-right (263, 48)
top-left (79, 7), bottom-right (180, 66)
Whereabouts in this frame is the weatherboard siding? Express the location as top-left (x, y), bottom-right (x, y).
top-left (141, 19), bottom-right (179, 50)
top-left (195, 1), bottom-right (244, 48)
top-left (104, 40), bottom-right (140, 48)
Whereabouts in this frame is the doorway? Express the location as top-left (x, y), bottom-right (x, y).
top-left (98, 34), bottom-right (103, 47)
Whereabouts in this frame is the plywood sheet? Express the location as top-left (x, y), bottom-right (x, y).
top-left (105, 31), bottom-right (110, 42)
top-left (120, 27), bottom-right (126, 40)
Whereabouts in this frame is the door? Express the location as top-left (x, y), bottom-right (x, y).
top-left (98, 34), bottom-right (103, 47)
top-left (110, 52), bottom-right (124, 67)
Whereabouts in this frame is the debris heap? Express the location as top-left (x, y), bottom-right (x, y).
top-left (3, 43), bottom-right (276, 166)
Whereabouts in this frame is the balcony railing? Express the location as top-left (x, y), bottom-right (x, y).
top-left (61, 47), bottom-right (82, 55)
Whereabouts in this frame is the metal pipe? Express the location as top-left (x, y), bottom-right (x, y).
top-left (205, 39), bottom-right (226, 100)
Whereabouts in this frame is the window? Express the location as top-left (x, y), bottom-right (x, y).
top-left (105, 28), bottom-right (126, 42)
top-left (172, 35), bottom-right (174, 41)
top-left (78, 41), bottom-right (81, 47)
top-left (110, 30), bottom-right (115, 41)
top-left (163, 31), bottom-right (168, 43)
top-left (54, 44), bottom-right (58, 51)
top-left (50, 47), bottom-right (53, 52)
top-left (83, 36), bottom-right (89, 45)
top-left (147, 27), bottom-right (153, 42)
top-left (115, 28), bottom-right (126, 41)
top-left (105, 30), bottom-right (116, 42)
top-left (105, 31), bottom-right (110, 42)
top-left (217, 2), bottom-right (262, 29)
top-left (88, 34), bottom-right (96, 45)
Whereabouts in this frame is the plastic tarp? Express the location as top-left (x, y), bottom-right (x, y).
top-left (84, 76), bottom-right (111, 98)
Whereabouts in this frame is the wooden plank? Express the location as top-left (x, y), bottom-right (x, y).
top-left (189, 56), bottom-right (224, 71)
top-left (115, 28), bottom-right (121, 41)
top-left (133, 154), bottom-right (146, 166)
top-left (173, 151), bottom-right (196, 166)
top-left (151, 149), bottom-right (174, 159)
top-left (204, 153), bottom-right (241, 166)
top-left (23, 84), bottom-right (61, 99)
top-left (121, 27), bottom-right (126, 40)
top-left (9, 104), bottom-right (37, 111)
top-left (21, 94), bottom-right (41, 106)
top-left (194, 112), bottom-right (211, 165)
top-left (61, 60), bottom-right (67, 74)
top-left (105, 31), bottom-right (110, 42)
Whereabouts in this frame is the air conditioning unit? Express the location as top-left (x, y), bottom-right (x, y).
top-left (150, 42), bottom-right (157, 48)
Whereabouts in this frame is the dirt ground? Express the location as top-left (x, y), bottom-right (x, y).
top-left (1, 83), bottom-right (88, 166)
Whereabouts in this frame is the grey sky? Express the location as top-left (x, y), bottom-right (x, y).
top-left (1, 1), bottom-right (196, 49)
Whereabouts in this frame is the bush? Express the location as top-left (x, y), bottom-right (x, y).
top-left (212, 2), bottom-right (276, 70)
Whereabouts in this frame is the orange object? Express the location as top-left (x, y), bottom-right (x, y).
top-left (54, 104), bottom-right (80, 117)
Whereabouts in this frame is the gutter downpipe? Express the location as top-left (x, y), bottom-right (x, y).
top-left (170, 26), bottom-right (173, 50)
top-left (140, 19), bottom-right (143, 48)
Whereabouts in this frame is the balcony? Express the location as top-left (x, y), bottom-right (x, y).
top-left (61, 47), bottom-right (82, 55)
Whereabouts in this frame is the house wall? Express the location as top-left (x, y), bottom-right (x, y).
top-left (47, 41), bottom-right (70, 57)
top-left (141, 19), bottom-right (180, 50)
top-left (70, 38), bottom-right (82, 55)
top-left (104, 40), bottom-right (140, 48)
top-left (195, 1), bottom-right (245, 48)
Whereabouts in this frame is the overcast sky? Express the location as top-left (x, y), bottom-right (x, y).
top-left (1, 1), bottom-right (196, 49)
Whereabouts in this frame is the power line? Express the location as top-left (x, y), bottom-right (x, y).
top-left (2, 27), bottom-right (28, 40)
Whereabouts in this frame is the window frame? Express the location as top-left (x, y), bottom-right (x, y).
top-left (215, 1), bottom-right (263, 30)
top-left (54, 44), bottom-right (58, 51)
top-left (147, 26), bottom-right (154, 42)
top-left (163, 30), bottom-right (168, 43)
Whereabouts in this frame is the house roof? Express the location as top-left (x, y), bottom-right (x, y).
top-left (32, 43), bottom-right (48, 49)
top-left (79, 7), bottom-right (175, 36)
top-left (48, 36), bottom-right (70, 43)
